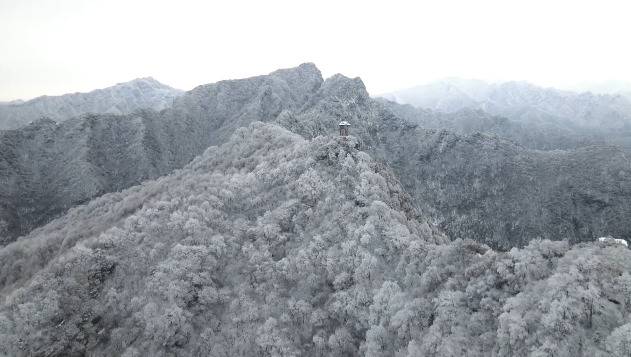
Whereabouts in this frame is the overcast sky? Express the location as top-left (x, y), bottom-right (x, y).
top-left (1, 0), bottom-right (630, 101)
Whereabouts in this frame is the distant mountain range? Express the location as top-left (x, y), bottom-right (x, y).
top-left (0, 77), bottom-right (183, 130)
top-left (377, 100), bottom-right (609, 150)
top-left (381, 78), bottom-right (631, 127)
top-left (380, 78), bottom-right (631, 150)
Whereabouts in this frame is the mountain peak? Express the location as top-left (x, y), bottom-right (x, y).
top-left (296, 62), bottom-right (320, 75)
top-left (125, 76), bottom-right (159, 85)
top-left (320, 74), bottom-right (369, 100)
top-left (119, 77), bottom-right (182, 92)
top-left (269, 62), bottom-right (324, 88)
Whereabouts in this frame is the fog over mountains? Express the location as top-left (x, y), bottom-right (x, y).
top-left (1, 64), bottom-right (631, 356)
top-left (0, 77), bottom-right (183, 130)
top-left (568, 80), bottom-right (631, 98)
top-left (381, 79), bottom-right (631, 151)
top-left (381, 79), bottom-right (631, 123)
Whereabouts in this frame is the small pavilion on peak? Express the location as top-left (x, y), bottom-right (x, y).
top-left (339, 121), bottom-right (350, 136)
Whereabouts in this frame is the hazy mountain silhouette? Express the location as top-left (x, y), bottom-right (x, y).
top-left (0, 77), bottom-right (183, 130)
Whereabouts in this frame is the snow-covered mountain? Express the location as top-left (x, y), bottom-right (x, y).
top-left (381, 78), bottom-right (489, 113)
top-left (2, 121), bottom-right (631, 357)
top-left (2, 64), bottom-right (631, 356)
top-left (380, 79), bottom-right (631, 152)
top-left (0, 64), bottom-right (324, 243)
top-left (3, 64), bottom-right (631, 251)
top-left (0, 77), bottom-right (183, 130)
top-left (381, 79), bottom-right (631, 129)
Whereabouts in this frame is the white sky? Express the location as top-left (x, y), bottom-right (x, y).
top-left (1, 0), bottom-right (630, 101)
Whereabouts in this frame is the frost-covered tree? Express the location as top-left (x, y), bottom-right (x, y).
top-left (1, 123), bottom-right (631, 356)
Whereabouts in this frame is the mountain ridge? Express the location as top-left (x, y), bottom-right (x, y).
top-left (380, 78), bottom-right (631, 151)
top-left (0, 64), bottom-right (324, 243)
top-left (2, 64), bottom-right (631, 251)
top-left (380, 78), bottom-right (631, 123)
top-left (0, 77), bottom-right (184, 130)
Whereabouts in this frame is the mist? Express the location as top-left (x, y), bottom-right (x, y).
top-left (1, 0), bottom-right (631, 101)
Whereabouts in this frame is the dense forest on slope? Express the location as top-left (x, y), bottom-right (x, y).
top-left (377, 130), bottom-right (631, 249)
top-left (0, 78), bottom-right (183, 130)
top-left (0, 64), bottom-right (322, 243)
top-left (1, 123), bottom-right (630, 357)
top-left (276, 73), bottom-right (631, 249)
top-left (1, 64), bottom-right (630, 249)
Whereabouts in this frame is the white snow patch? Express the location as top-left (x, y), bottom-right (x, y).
top-left (598, 236), bottom-right (628, 247)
